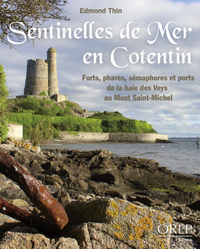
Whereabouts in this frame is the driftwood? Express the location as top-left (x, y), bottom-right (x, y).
top-left (0, 150), bottom-right (68, 233)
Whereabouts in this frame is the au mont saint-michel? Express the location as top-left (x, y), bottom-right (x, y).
top-left (80, 8), bottom-right (122, 14)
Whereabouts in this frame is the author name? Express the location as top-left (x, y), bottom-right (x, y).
top-left (80, 8), bottom-right (122, 14)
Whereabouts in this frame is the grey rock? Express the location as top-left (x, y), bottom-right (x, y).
top-left (0, 227), bottom-right (80, 249)
top-left (66, 197), bottom-right (172, 248)
top-left (69, 223), bottom-right (131, 249)
top-left (179, 206), bottom-right (192, 215)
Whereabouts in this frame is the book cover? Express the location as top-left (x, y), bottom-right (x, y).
top-left (0, 0), bottom-right (200, 247)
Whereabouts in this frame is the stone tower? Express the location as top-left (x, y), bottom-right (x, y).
top-left (24, 47), bottom-right (59, 96)
top-left (47, 47), bottom-right (59, 96)
top-left (24, 59), bottom-right (48, 95)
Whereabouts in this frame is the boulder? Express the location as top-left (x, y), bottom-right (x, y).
top-left (0, 226), bottom-right (80, 249)
top-left (69, 223), bottom-right (131, 249)
top-left (66, 198), bottom-right (172, 249)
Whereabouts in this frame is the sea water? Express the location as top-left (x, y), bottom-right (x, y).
top-left (41, 138), bottom-right (200, 175)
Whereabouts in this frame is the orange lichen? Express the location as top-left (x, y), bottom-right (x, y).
top-left (112, 223), bottom-right (121, 230)
top-left (105, 210), bottom-right (118, 218)
top-left (111, 200), bottom-right (119, 210)
top-left (129, 233), bottom-right (134, 241)
top-left (121, 204), bottom-right (138, 216)
top-left (114, 232), bottom-right (124, 239)
top-left (105, 199), bottom-right (170, 248)
top-left (118, 199), bottom-right (125, 203)
top-left (134, 225), bottom-right (144, 239)
top-left (134, 215), bottom-right (153, 240)
top-left (138, 216), bottom-right (153, 230)
top-left (161, 242), bottom-right (165, 249)
top-left (121, 210), bottom-right (128, 216)
top-left (158, 214), bottom-right (168, 224)
top-left (126, 204), bottom-right (137, 215)
top-left (24, 143), bottom-right (32, 150)
top-left (139, 241), bottom-right (144, 248)
top-left (32, 146), bottom-right (37, 151)
top-left (106, 200), bottom-right (119, 218)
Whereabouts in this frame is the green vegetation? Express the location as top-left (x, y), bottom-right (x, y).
top-left (176, 183), bottom-right (200, 193)
top-left (89, 111), bottom-right (156, 133)
top-left (8, 113), bottom-right (103, 140)
top-left (8, 97), bottom-right (72, 116)
top-left (150, 182), bottom-right (200, 195)
top-left (39, 91), bottom-right (47, 96)
top-left (53, 116), bottom-right (102, 133)
top-left (151, 187), bottom-right (169, 192)
top-left (7, 97), bottom-right (156, 142)
top-left (101, 119), bottom-right (156, 133)
top-left (90, 111), bottom-right (125, 119)
top-left (8, 113), bottom-right (53, 139)
top-left (0, 65), bottom-right (8, 140)
top-left (29, 121), bottom-right (54, 146)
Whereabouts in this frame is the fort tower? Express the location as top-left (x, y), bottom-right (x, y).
top-left (23, 47), bottom-right (67, 102)
top-left (47, 47), bottom-right (59, 96)
top-left (24, 59), bottom-right (48, 95)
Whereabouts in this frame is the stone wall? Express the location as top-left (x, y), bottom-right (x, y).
top-left (51, 94), bottom-right (68, 102)
top-left (83, 110), bottom-right (97, 118)
top-left (6, 124), bottom-right (23, 141)
top-left (109, 133), bottom-right (168, 142)
top-left (59, 132), bottom-right (168, 143)
top-left (59, 132), bottom-right (110, 142)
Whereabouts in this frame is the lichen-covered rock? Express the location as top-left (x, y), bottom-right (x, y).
top-left (66, 198), bottom-right (172, 249)
top-left (1, 138), bottom-right (41, 153)
top-left (69, 223), bottom-right (131, 249)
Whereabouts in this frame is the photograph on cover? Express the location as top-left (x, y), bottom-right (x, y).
top-left (0, 0), bottom-right (200, 248)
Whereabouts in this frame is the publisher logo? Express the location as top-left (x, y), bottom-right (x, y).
top-left (157, 224), bottom-right (193, 238)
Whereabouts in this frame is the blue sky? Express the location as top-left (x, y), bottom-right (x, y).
top-left (1, 0), bottom-right (200, 137)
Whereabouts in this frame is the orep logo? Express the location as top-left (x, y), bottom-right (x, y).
top-left (158, 224), bottom-right (193, 238)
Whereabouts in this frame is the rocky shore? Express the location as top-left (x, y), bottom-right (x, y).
top-left (0, 142), bottom-right (199, 248)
